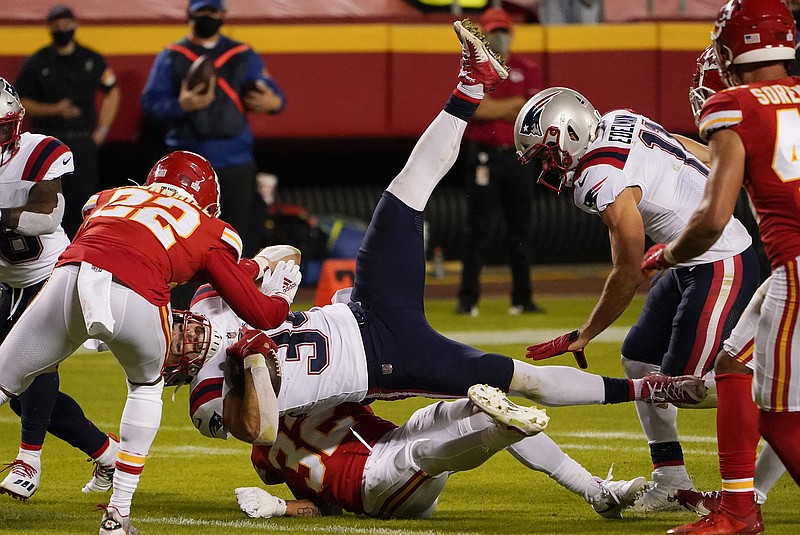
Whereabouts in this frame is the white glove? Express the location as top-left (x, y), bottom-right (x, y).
top-left (234, 487), bottom-right (287, 518)
top-left (261, 260), bottom-right (301, 305)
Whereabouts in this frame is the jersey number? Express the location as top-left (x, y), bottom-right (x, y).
top-left (772, 109), bottom-right (800, 183)
top-left (270, 312), bottom-right (330, 374)
top-left (87, 188), bottom-right (201, 250)
top-left (268, 409), bottom-right (355, 493)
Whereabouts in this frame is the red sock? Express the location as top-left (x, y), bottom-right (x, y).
top-left (716, 374), bottom-right (759, 515)
top-left (759, 410), bottom-right (800, 487)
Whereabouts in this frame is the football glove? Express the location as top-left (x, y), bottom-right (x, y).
top-left (641, 243), bottom-right (676, 273)
top-left (261, 260), bottom-right (301, 305)
top-left (526, 330), bottom-right (588, 369)
top-left (235, 487), bottom-right (287, 518)
top-left (226, 327), bottom-right (278, 361)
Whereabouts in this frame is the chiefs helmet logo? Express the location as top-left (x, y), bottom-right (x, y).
top-left (713, 0), bottom-right (736, 38)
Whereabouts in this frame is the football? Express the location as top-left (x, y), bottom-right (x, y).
top-left (185, 55), bottom-right (216, 92)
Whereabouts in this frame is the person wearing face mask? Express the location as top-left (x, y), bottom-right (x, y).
top-left (14, 4), bottom-right (120, 238)
top-left (456, 8), bottom-right (544, 317)
top-left (141, 0), bottom-right (285, 269)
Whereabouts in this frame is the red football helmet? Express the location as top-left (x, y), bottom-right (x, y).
top-left (163, 309), bottom-right (223, 387)
top-left (712, 0), bottom-right (796, 87)
top-left (0, 77), bottom-right (25, 167)
top-left (145, 151), bottom-right (221, 216)
top-left (690, 45), bottom-right (726, 125)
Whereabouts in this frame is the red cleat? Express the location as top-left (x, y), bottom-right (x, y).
top-left (453, 19), bottom-right (508, 93)
top-left (640, 372), bottom-right (707, 405)
top-left (674, 489), bottom-right (722, 516)
top-left (667, 507), bottom-right (764, 535)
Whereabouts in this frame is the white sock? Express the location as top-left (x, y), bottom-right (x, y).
top-left (509, 360), bottom-right (605, 406)
top-left (456, 82), bottom-right (484, 100)
top-left (110, 381), bottom-right (163, 517)
top-left (18, 446), bottom-right (42, 464)
top-left (95, 436), bottom-right (119, 466)
top-left (755, 442), bottom-right (785, 504)
top-left (385, 110), bottom-right (467, 211)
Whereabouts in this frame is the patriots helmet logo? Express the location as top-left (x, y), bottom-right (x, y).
top-left (518, 90), bottom-right (562, 138)
top-left (207, 411), bottom-right (225, 438)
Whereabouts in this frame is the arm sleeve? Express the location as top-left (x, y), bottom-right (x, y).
top-left (141, 50), bottom-right (186, 120)
top-left (202, 247), bottom-right (290, 330)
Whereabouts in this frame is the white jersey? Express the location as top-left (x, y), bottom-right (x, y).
top-left (189, 289), bottom-right (369, 439)
top-left (572, 110), bottom-right (751, 267)
top-left (0, 132), bottom-right (72, 287)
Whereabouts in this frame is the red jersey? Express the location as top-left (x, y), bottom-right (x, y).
top-left (251, 403), bottom-right (397, 514)
top-left (464, 55), bottom-right (543, 147)
top-left (57, 185), bottom-right (288, 328)
top-left (699, 77), bottom-right (800, 267)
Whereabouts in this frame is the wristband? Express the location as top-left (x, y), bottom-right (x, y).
top-left (275, 497), bottom-right (287, 517)
top-left (243, 353), bottom-right (267, 370)
top-left (662, 245), bottom-right (678, 266)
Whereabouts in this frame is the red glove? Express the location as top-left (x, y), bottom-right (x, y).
top-left (526, 330), bottom-right (588, 369)
top-left (227, 327), bottom-right (278, 360)
top-left (641, 243), bottom-right (675, 273)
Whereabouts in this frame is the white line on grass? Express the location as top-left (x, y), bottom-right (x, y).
top-left (552, 430), bottom-right (717, 443)
top-left (138, 515), bottom-right (479, 535)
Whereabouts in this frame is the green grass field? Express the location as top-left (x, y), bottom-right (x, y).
top-left (1, 295), bottom-right (798, 535)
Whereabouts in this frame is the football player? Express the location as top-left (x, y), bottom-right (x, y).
top-left (164, 23), bottom-right (702, 516)
top-left (0, 77), bottom-right (118, 502)
top-left (0, 148), bottom-right (298, 535)
top-left (171, 19), bottom-right (706, 437)
top-left (515, 86), bottom-right (760, 510)
top-left (233, 390), bottom-right (650, 521)
top-left (642, 0), bottom-right (800, 531)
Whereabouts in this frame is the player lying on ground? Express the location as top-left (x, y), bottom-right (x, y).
top-left (232, 386), bottom-right (646, 520)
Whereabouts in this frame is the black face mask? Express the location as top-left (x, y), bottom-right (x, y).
top-left (190, 15), bottom-right (223, 39)
top-left (51, 29), bottom-right (75, 47)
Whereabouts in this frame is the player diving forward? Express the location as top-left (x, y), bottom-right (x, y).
top-left (165, 18), bottom-right (707, 441)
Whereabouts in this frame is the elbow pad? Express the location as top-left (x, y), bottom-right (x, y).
top-left (16, 193), bottom-right (65, 236)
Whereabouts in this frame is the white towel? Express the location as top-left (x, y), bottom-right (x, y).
top-left (76, 261), bottom-right (115, 338)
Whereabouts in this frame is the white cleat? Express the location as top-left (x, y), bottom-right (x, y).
top-left (629, 467), bottom-right (696, 513)
top-left (468, 383), bottom-right (549, 435)
top-left (589, 467), bottom-right (648, 519)
top-left (99, 506), bottom-right (139, 535)
top-left (0, 458), bottom-right (40, 501)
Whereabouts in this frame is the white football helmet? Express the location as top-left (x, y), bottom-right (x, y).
top-left (514, 87), bottom-right (600, 193)
top-left (0, 77), bottom-right (25, 167)
top-left (163, 310), bottom-right (223, 387)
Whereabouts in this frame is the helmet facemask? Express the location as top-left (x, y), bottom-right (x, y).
top-left (163, 310), bottom-right (222, 387)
